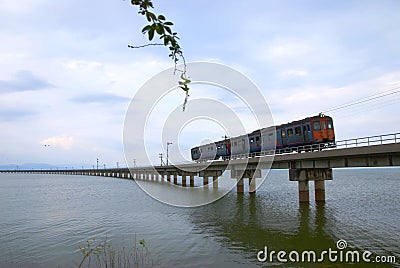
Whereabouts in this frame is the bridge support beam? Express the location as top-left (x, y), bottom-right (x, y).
top-left (199, 171), bottom-right (222, 188)
top-left (231, 169), bottom-right (261, 194)
top-left (289, 167), bottom-right (332, 203)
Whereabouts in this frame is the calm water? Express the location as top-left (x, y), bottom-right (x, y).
top-left (0, 168), bottom-right (399, 267)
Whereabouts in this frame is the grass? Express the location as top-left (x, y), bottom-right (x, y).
top-left (78, 237), bottom-right (156, 268)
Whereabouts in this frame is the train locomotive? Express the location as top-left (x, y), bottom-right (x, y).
top-left (190, 114), bottom-right (335, 161)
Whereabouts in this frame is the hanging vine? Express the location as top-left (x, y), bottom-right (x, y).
top-left (129, 0), bottom-right (190, 111)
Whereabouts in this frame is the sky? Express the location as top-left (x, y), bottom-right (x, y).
top-left (0, 0), bottom-right (399, 168)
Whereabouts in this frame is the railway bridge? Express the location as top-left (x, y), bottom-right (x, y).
top-left (1, 133), bottom-right (400, 203)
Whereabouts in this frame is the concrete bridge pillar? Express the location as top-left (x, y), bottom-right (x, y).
top-left (237, 178), bottom-right (244, 193)
top-left (249, 178), bottom-right (256, 194)
top-left (173, 174), bottom-right (178, 184)
top-left (298, 180), bottom-right (309, 203)
top-left (190, 175), bottom-right (195, 187)
top-left (182, 176), bottom-right (187, 187)
top-left (314, 180), bottom-right (325, 202)
top-left (289, 166), bottom-right (332, 203)
top-left (199, 171), bottom-right (222, 188)
top-left (231, 169), bottom-right (261, 194)
top-left (213, 176), bottom-right (218, 189)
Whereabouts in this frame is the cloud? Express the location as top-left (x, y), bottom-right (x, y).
top-left (0, 108), bottom-right (33, 122)
top-left (71, 93), bottom-right (130, 104)
top-left (64, 60), bottom-right (103, 70)
top-left (40, 136), bottom-right (74, 149)
top-left (0, 70), bottom-right (54, 93)
top-left (281, 70), bottom-right (309, 77)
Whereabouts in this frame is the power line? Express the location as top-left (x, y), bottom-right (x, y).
top-left (322, 86), bottom-right (400, 113)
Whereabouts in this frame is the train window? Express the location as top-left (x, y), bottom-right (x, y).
top-left (327, 121), bottom-right (333, 129)
top-left (287, 129), bottom-right (294, 136)
top-left (282, 131), bottom-right (286, 137)
top-left (268, 133), bottom-right (273, 140)
top-left (322, 121), bottom-right (326, 130)
top-left (307, 125), bottom-right (311, 131)
top-left (234, 141), bottom-right (237, 147)
top-left (295, 127), bottom-right (301, 135)
top-left (256, 136), bottom-right (260, 141)
top-left (250, 138), bottom-right (254, 143)
top-left (313, 121), bottom-right (321, 130)
top-left (303, 126), bottom-right (306, 132)
top-left (221, 145), bottom-right (224, 148)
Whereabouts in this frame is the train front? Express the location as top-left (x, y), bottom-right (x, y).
top-left (311, 113), bottom-right (335, 145)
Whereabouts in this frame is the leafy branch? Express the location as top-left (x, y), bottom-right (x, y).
top-left (129, 0), bottom-right (190, 111)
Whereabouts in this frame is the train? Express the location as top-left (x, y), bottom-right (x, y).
top-left (190, 114), bottom-right (335, 161)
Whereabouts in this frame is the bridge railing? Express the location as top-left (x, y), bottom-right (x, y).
top-left (211, 132), bottom-right (400, 161)
top-left (335, 132), bottom-right (400, 148)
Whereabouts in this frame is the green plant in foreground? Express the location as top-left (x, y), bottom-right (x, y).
top-left (78, 237), bottom-right (155, 268)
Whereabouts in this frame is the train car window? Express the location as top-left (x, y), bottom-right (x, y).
top-left (250, 138), bottom-right (254, 143)
top-left (268, 133), bottom-right (273, 140)
top-left (313, 121), bottom-right (321, 130)
top-left (281, 131), bottom-right (286, 137)
top-left (322, 121), bottom-right (326, 130)
top-left (327, 121), bottom-right (333, 129)
top-left (295, 127), bottom-right (301, 135)
top-left (307, 125), bottom-right (311, 131)
top-left (234, 141), bottom-right (237, 147)
top-left (303, 126), bottom-right (306, 132)
top-left (287, 129), bottom-right (294, 136)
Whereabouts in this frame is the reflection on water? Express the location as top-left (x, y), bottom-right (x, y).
top-left (0, 168), bottom-right (399, 267)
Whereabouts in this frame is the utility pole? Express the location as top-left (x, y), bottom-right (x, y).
top-left (133, 159), bottom-right (137, 168)
top-left (159, 153), bottom-right (165, 166)
top-left (166, 142), bottom-right (172, 166)
top-left (116, 162), bottom-right (119, 169)
top-left (104, 164), bottom-right (106, 169)
top-left (96, 158), bottom-right (99, 170)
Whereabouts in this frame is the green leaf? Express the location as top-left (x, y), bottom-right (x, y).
top-left (145, 11), bottom-right (156, 22)
top-left (164, 26), bottom-right (172, 34)
top-left (148, 28), bottom-right (155, 40)
top-left (164, 21), bottom-right (173, 26)
top-left (141, 25), bottom-right (151, 33)
top-left (158, 14), bottom-right (166, 21)
top-left (155, 24), bottom-right (164, 35)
